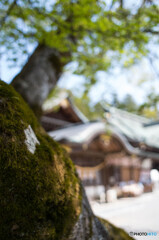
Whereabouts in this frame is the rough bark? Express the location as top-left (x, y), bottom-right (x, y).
top-left (11, 44), bottom-right (62, 114)
top-left (69, 187), bottom-right (110, 240)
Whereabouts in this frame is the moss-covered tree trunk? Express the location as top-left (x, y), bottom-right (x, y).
top-left (0, 80), bottom-right (111, 240)
top-left (11, 44), bottom-right (62, 115)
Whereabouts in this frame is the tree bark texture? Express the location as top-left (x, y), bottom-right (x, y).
top-left (11, 44), bottom-right (62, 114)
top-left (69, 187), bottom-right (110, 240)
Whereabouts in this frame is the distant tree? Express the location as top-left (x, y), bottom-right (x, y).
top-left (111, 93), bottom-right (138, 113)
top-left (44, 85), bottom-right (104, 119)
top-left (73, 93), bottom-right (104, 120)
top-left (110, 92), bottom-right (159, 119)
top-left (138, 92), bottom-right (159, 119)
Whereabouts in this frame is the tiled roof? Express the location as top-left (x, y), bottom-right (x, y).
top-left (48, 121), bottom-right (106, 143)
top-left (104, 107), bottom-right (159, 149)
top-left (48, 106), bottom-right (159, 160)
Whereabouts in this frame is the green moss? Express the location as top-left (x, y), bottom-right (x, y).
top-left (98, 218), bottom-right (134, 240)
top-left (0, 80), bottom-right (81, 240)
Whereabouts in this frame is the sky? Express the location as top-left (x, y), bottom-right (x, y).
top-left (1, 51), bottom-right (159, 106)
top-left (58, 57), bottom-right (159, 105)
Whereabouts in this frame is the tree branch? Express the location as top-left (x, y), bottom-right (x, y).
top-left (148, 55), bottom-right (159, 78)
top-left (0, 0), bottom-right (17, 29)
top-left (120, 0), bottom-right (123, 8)
top-left (142, 29), bottom-right (159, 35)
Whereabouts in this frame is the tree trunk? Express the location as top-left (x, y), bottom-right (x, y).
top-left (11, 44), bottom-right (62, 115)
top-left (0, 80), bottom-right (110, 240)
top-left (69, 186), bottom-right (110, 240)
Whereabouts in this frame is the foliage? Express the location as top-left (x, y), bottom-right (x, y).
top-left (45, 86), bottom-right (104, 120)
top-left (109, 92), bottom-right (159, 119)
top-left (73, 92), bottom-right (139, 120)
top-left (111, 93), bottom-right (139, 113)
top-left (72, 92), bottom-right (104, 120)
top-left (138, 92), bottom-right (159, 119)
top-left (0, 0), bottom-right (159, 86)
top-left (45, 86), bottom-right (159, 120)
top-left (0, 80), bottom-right (81, 240)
